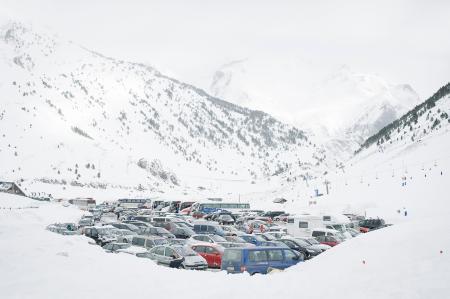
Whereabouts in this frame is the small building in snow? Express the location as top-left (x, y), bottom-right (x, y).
top-left (0, 181), bottom-right (26, 197)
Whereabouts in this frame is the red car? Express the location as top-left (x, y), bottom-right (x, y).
top-left (190, 243), bottom-right (224, 268)
top-left (315, 235), bottom-right (340, 247)
top-left (359, 227), bottom-right (369, 233)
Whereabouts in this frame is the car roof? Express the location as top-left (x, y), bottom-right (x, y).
top-left (225, 246), bottom-right (289, 251)
top-left (313, 228), bottom-right (339, 233)
top-left (134, 235), bottom-right (165, 240)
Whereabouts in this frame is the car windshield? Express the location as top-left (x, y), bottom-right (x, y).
top-left (262, 234), bottom-right (276, 241)
top-left (306, 238), bottom-right (319, 245)
top-left (175, 222), bottom-right (190, 228)
top-left (333, 225), bottom-right (345, 232)
top-left (174, 246), bottom-right (198, 257)
top-left (211, 235), bottom-right (227, 242)
top-left (232, 236), bottom-right (247, 243)
top-left (156, 227), bottom-right (169, 233)
top-left (294, 239), bottom-right (310, 247)
top-left (154, 238), bottom-right (168, 245)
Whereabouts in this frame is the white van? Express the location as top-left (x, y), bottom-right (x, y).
top-left (321, 213), bottom-right (353, 239)
top-left (286, 214), bottom-right (326, 237)
top-left (311, 228), bottom-right (340, 237)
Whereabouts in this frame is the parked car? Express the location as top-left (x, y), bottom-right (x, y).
top-left (122, 220), bottom-right (153, 230)
top-left (102, 242), bottom-right (131, 253)
top-left (358, 218), bottom-right (387, 232)
top-left (247, 220), bottom-right (269, 233)
top-left (46, 223), bottom-right (79, 235)
top-left (240, 234), bottom-right (270, 246)
top-left (114, 229), bottom-right (137, 243)
top-left (254, 232), bottom-right (277, 242)
top-left (221, 247), bottom-right (302, 275)
top-left (172, 245), bottom-right (208, 270)
top-left (264, 231), bottom-right (288, 240)
top-left (315, 235), bottom-right (341, 247)
top-left (131, 215), bottom-right (153, 223)
top-left (83, 226), bottom-right (117, 245)
top-left (220, 225), bottom-right (245, 236)
top-left (295, 237), bottom-right (331, 252)
top-left (220, 242), bottom-right (251, 248)
top-left (166, 225), bottom-right (195, 239)
top-left (189, 234), bottom-right (228, 245)
top-left (279, 238), bottom-right (320, 259)
top-left (108, 222), bottom-right (140, 233)
top-left (193, 222), bottom-right (226, 237)
top-left (167, 238), bottom-right (188, 246)
top-left (217, 214), bottom-right (235, 225)
top-left (117, 245), bottom-right (148, 256)
top-left (273, 214), bottom-right (290, 222)
top-left (141, 227), bottom-right (176, 239)
top-left (224, 235), bottom-right (255, 247)
top-left (347, 228), bottom-right (361, 237)
top-left (190, 243), bottom-right (224, 268)
top-left (131, 235), bottom-right (169, 250)
top-left (262, 211), bottom-right (286, 219)
top-left (78, 216), bottom-right (94, 227)
top-left (144, 245), bottom-right (185, 268)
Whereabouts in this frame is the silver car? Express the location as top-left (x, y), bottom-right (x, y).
top-left (147, 245), bottom-right (207, 270)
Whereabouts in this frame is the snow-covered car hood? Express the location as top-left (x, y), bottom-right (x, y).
top-left (117, 246), bottom-right (148, 255)
top-left (312, 244), bottom-right (331, 251)
top-left (183, 255), bottom-right (207, 266)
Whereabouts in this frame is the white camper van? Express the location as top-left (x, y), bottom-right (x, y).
top-left (321, 213), bottom-right (353, 239)
top-left (286, 214), bottom-right (326, 237)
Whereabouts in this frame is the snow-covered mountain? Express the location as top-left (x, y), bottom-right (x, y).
top-left (210, 59), bottom-right (421, 159)
top-left (356, 82), bottom-right (450, 157)
top-left (0, 21), bottom-right (329, 197)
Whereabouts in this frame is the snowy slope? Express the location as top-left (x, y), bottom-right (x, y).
top-left (210, 59), bottom-right (421, 159)
top-left (0, 21), bottom-right (328, 199)
top-left (357, 83), bottom-right (450, 154)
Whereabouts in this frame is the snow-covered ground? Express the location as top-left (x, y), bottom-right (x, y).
top-left (1, 184), bottom-right (448, 299)
top-left (1, 123), bottom-right (449, 299)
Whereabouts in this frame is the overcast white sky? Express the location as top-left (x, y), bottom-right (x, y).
top-left (1, 0), bottom-right (449, 98)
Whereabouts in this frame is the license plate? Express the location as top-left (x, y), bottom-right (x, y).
top-left (227, 266), bottom-right (234, 272)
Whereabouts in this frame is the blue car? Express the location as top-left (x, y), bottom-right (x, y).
top-left (221, 247), bottom-right (302, 275)
top-left (240, 234), bottom-right (280, 246)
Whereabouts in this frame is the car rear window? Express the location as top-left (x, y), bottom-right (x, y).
top-left (223, 250), bottom-right (242, 263)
